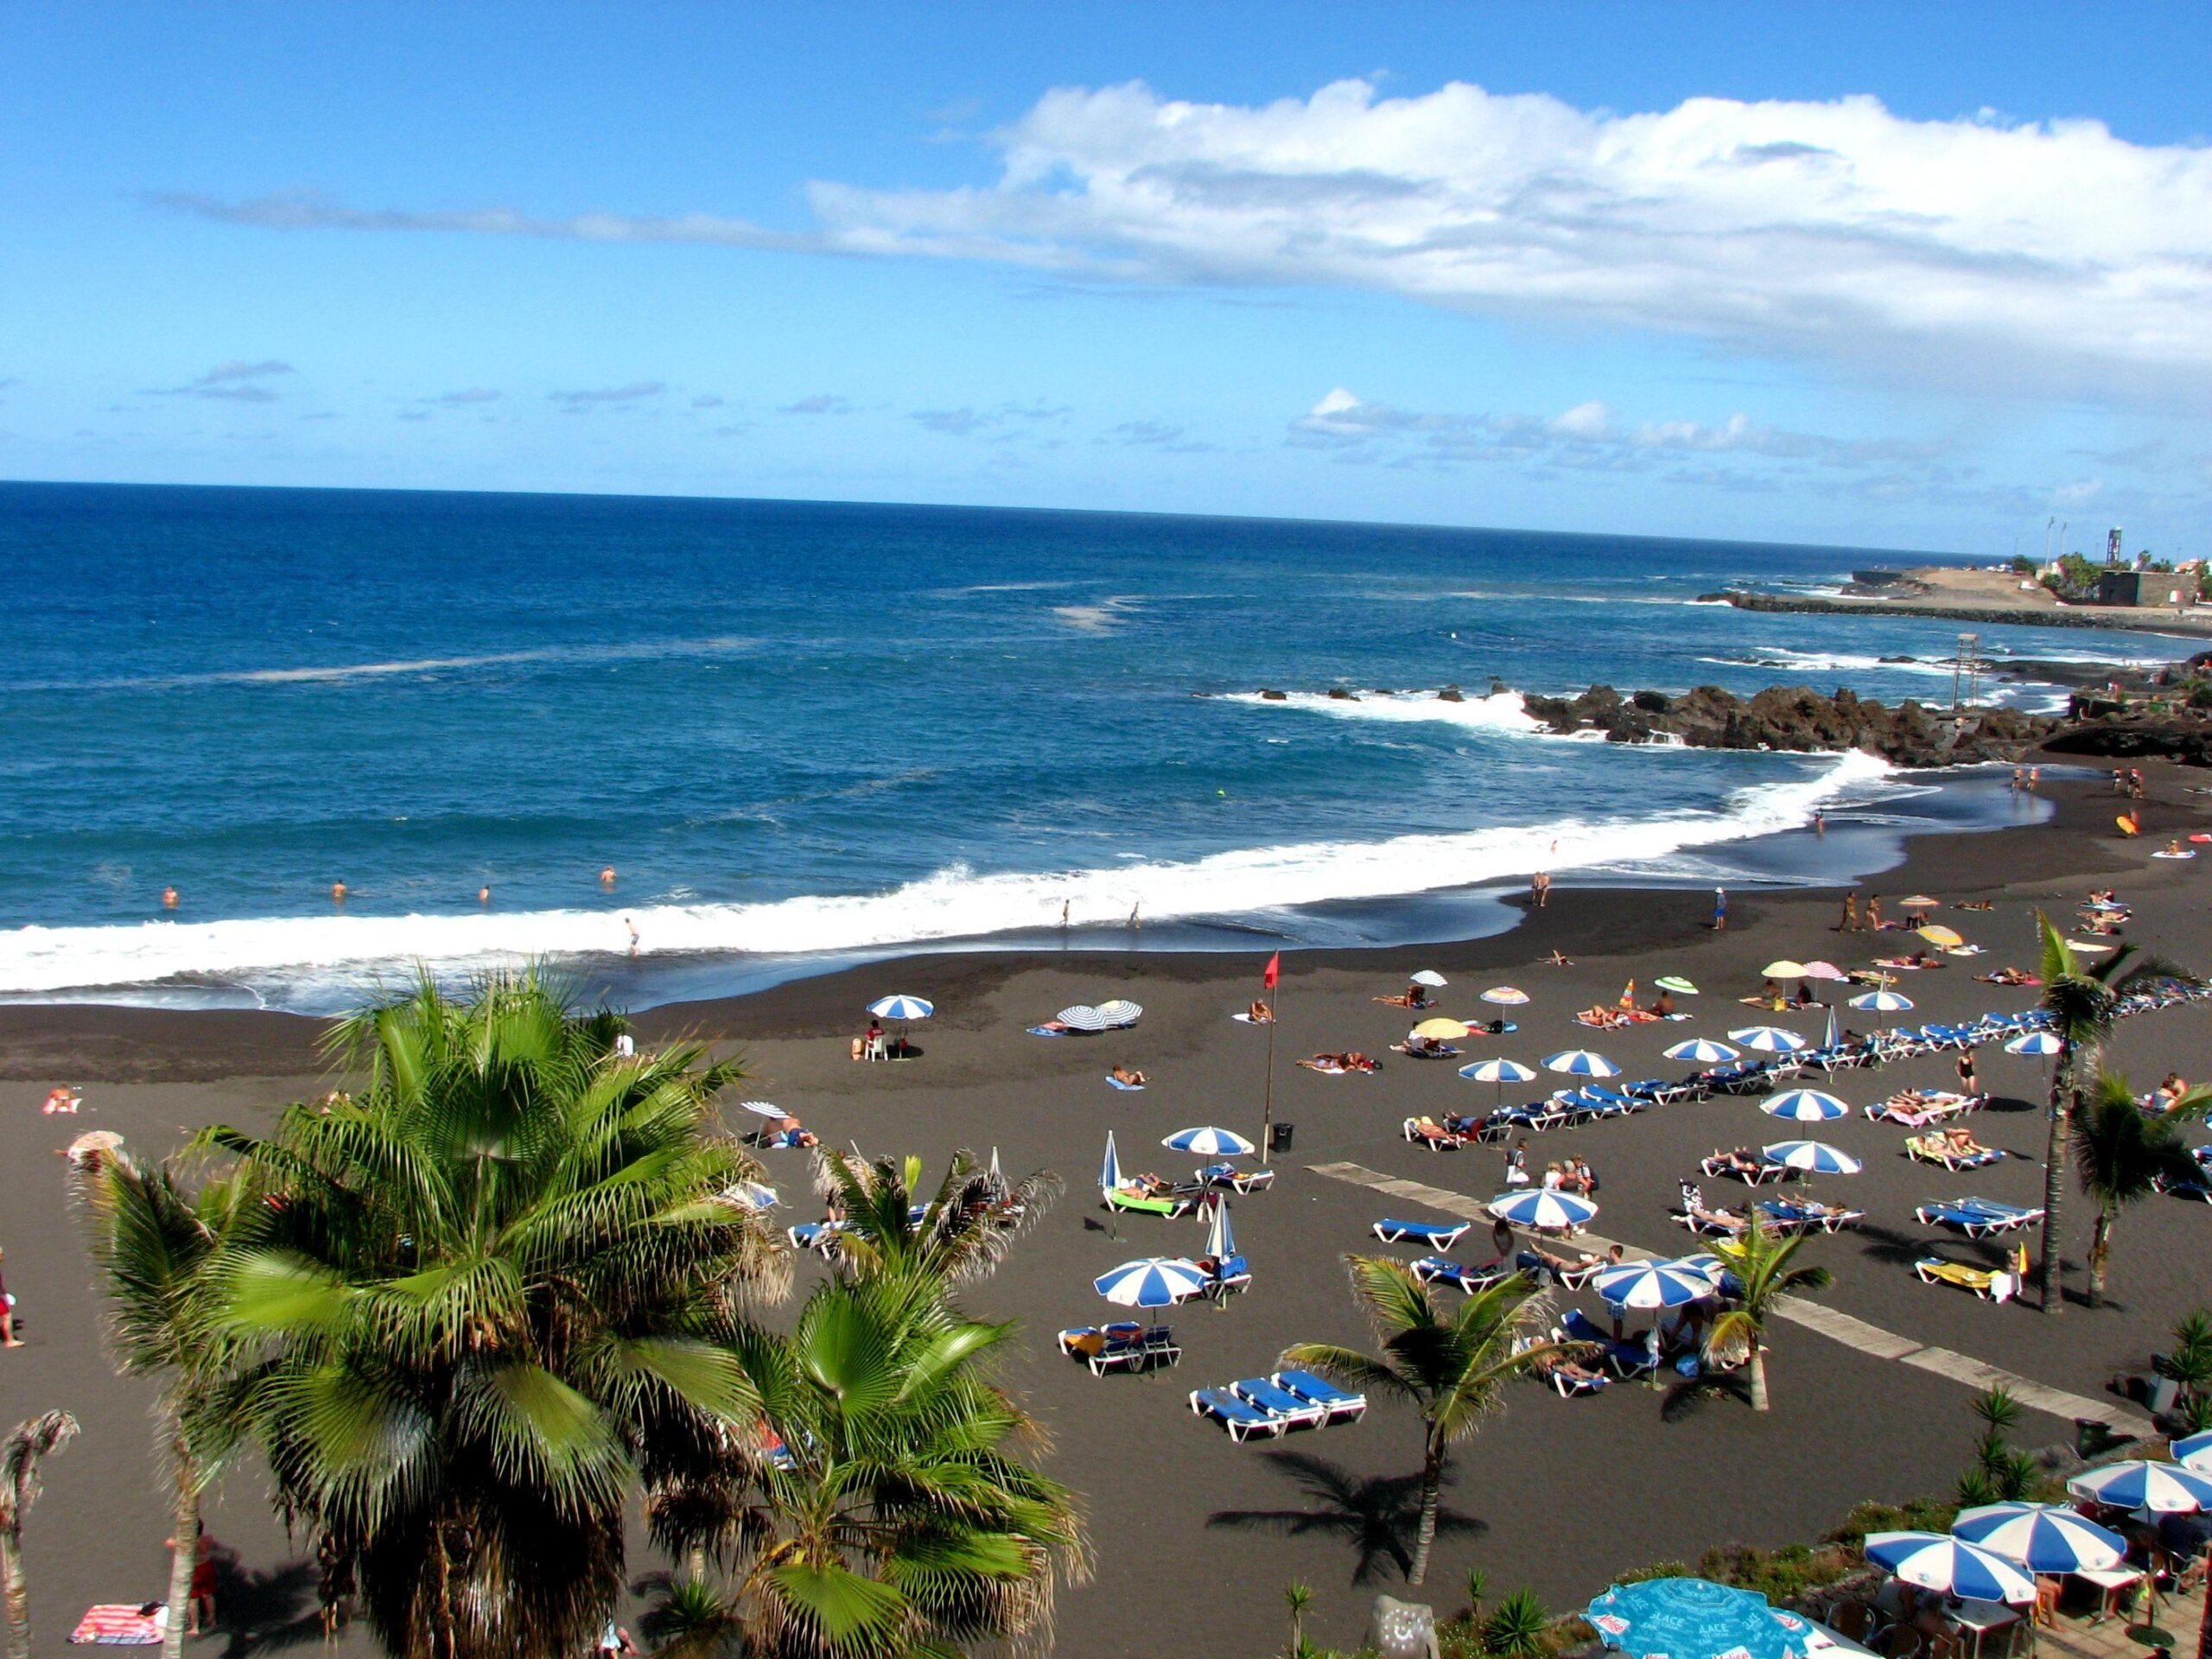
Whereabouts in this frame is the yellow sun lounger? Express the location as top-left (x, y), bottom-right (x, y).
top-left (1914, 1258), bottom-right (2017, 1303)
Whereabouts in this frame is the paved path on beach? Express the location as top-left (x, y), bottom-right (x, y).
top-left (1307, 1160), bottom-right (2155, 1440)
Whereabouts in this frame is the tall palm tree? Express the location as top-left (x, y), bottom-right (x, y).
top-left (1281, 1258), bottom-right (1549, 1586)
top-left (1706, 1222), bottom-right (1833, 1413)
top-left (2029, 912), bottom-right (2190, 1313)
top-left (195, 971), bottom-right (787, 1659)
top-left (810, 1149), bottom-right (1060, 1289)
top-left (2073, 1073), bottom-right (2205, 1307)
top-left (708, 1272), bottom-right (1088, 1659)
top-left (72, 1153), bottom-right (246, 1659)
top-left (0, 1410), bottom-right (79, 1659)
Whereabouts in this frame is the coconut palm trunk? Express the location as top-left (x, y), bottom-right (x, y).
top-left (2037, 1046), bottom-right (2075, 1313)
top-left (1409, 1433), bottom-right (1446, 1586)
top-left (162, 1446), bottom-right (197, 1659)
top-left (2087, 1209), bottom-right (2115, 1308)
top-left (1, 1411), bottom-right (80, 1659)
top-left (1745, 1341), bottom-right (1771, 1413)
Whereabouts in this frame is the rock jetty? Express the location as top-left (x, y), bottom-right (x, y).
top-left (1516, 684), bottom-right (2053, 765)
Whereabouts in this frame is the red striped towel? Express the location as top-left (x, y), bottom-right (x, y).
top-left (69, 1605), bottom-right (165, 1645)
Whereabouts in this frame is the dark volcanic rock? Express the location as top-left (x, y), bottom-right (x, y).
top-left (2043, 718), bottom-right (2212, 766)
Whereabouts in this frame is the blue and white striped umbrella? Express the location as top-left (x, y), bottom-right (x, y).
top-left (1951, 1503), bottom-right (2127, 1573)
top-left (868, 995), bottom-right (935, 1021)
top-left (1663, 1038), bottom-right (1739, 1064)
top-left (1864, 1533), bottom-right (2037, 1605)
top-left (2067, 1459), bottom-right (2212, 1513)
top-left (1849, 989), bottom-right (1916, 1013)
top-left (1093, 1256), bottom-right (1208, 1308)
top-left (2005, 1031), bottom-right (2065, 1056)
top-left (1459, 1058), bottom-right (1537, 1084)
top-left (2173, 1430), bottom-right (2212, 1473)
top-left (1730, 1026), bottom-right (1808, 1052)
top-left (1543, 1048), bottom-right (1620, 1077)
top-left (1100, 1129), bottom-right (1122, 1193)
top-left (1592, 1258), bottom-right (1715, 1310)
top-left (1759, 1088), bottom-right (1851, 1122)
top-left (1204, 1195), bottom-right (1237, 1262)
top-left (1489, 1189), bottom-right (1599, 1230)
top-left (724, 1181), bottom-right (780, 1211)
top-left (1164, 1126), bottom-right (1256, 1158)
top-left (1761, 1141), bottom-right (1863, 1175)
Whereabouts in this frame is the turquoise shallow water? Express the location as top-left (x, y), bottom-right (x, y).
top-left (0, 482), bottom-right (2186, 1008)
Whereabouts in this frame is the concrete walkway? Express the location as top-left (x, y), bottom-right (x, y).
top-left (1307, 1160), bottom-right (2154, 1440)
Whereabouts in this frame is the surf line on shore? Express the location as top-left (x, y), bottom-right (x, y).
top-left (0, 751), bottom-right (1900, 999)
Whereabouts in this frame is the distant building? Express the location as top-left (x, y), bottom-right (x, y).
top-left (2096, 569), bottom-right (2198, 607)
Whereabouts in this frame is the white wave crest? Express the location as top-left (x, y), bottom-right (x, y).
top-left (1219, 689), bottom-right (1544, 734)
top-left (0, 752), bottom-right (1895, 995)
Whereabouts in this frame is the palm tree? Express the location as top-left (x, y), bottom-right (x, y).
top-left (72, 1152), bottom-right (245, 1659)
top-left (2029, 912), bottom-right (2190, 1313)
top-left (2073, 1073), bottom-right (2205, 1307)
top-left (194, 971), bottom-right (788, 1659)
top-left (1705, 1222), bottom-right (1834, 1412)
top-left (711, 1272), bottom-right (1088, 1659)
top-left (809, 1148), bottom-right (1060, 1289)
top-left (1281, 1257), bottom-right (1549, 1586)
top-left (0, 1410), bottom-right (79, 1659)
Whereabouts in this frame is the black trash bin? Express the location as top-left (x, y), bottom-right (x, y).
top-left (1269, 1122), bottom-right (1294, 1154)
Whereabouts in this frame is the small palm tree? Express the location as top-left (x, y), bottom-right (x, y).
top-left (1705, 1223), bottom-right (1833, 1412)
top-left (2073, 1073), bottom-right (2203, 1306)
top-left (1282, 1580), bottom-right (1313, 1658)
top-left (0, 1411), bottom-right (79, 1659)
top-left (1282, 1258), bottom-right (1549, 1586)
top-left (2030, 912), bottom-right (2191, 1313)
top-left (810, 1148), bottom-right (1059, 1288)
top-left (73, 1152), bottom-right (244, 1659)
top-left (721, 1273), bottom-right (1088, 1657)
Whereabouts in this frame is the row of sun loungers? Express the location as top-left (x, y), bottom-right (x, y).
top-left (1190, 1370), bottom-right (1369, 1440)
top-left (1675, 1199), bottom-right (1865, 1236)
top-left (1906, 1132), bottom-right (2005, 1169)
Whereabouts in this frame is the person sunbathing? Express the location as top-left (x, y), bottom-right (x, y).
top-left (761, 1116), bottom-right (819, 1148)
top-left (1402, 1031), bottom-right (1447, 1056)
top-left (1110, 1064), bottom-right (1148, 1087)
top-left (1646, 988), bottom-right (1676, 1017)
top-left (1529, 1349), bottom-right (1608, 1388)
top-left (1976, 966), bottom-right (2039, 986)
top-left (1246, 1000), bottom-right (1274, 1023)
top-left (2155, 1071), bottom-right (2190, 1111)
top-left (1685, 1198), bottom-right (1748, 1233)
top-left (1405, 1116), bottom-right (1459, 1147)
top-left (1705, 1147), bottom-right (1765, 1178)
top-left (1521, 1241), bottom-right (1622, 1282)
top-left (1955, 899), bottom-right (1994, 911)
top-left (1576, 1004), bottom-right (1630, 1027)
top-left (1374, 984), bottom-right (1432, 1007)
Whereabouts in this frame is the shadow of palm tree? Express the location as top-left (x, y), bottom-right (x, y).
top-left (212, 1558), bottom-right (321, 1656)
top-left (1659, 1370), bottom-right (1753, 1422)
top-left (1849, 1220), bottom-right (1942, 1267)
top-left (1206, 1449), bottom-right (1485, 1585)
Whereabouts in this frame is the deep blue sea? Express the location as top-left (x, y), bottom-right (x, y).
top-left (0, 482), bottom-right (2192, 1010)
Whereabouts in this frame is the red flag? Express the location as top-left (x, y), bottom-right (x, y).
top-left (1262, 951), bottom-right (1280, 990)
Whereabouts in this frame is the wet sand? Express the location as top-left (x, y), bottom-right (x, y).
top-left (6, 768), bottom-right (2211, 1656)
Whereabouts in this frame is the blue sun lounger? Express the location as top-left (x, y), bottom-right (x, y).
top-left (785, 1220), bottom-right (849, 1253)
top-left (1411, 1255), bottom-right (1516, 1294)
top-left (1756, 1199), bottom-right (1863, 1234)
top-left (1561, 1308), bottom-right (1661, 1380)
top-left (1199, 1161), bottom-right (1275, 1193)
top-left (1058, 1323), bottom-right (1181, 1376)
top-left (1272, 1370), bottom-right (1370, 1424)
top-left (1230, 1377), bottom-right (1329, 1429)
top-left (2158, 1147), bottom-right (2212, 1203)
top-left (1373, 1218), bottom-right (1470, 1250)
top-left (1915, 1197), bottom-right (2044, 1236)
top-left (1189, 1386), bottom-right (1294, 1441)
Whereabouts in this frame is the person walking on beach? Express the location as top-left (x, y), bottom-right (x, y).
top-left (1838, 891), bottom-right (1859, 932)
top-left (1866, 893), bottom-right (1884, 931)
top-left (1712, 887), bottom-right (1727, 931)
top-left (1813, 810), bottom-right (1826, 836)
top-left (1531, 870), bottom-right (1551, 908)
top-left (1956, 1048), bottom-right (1979, 1097)
top-left (0, 1246), bottom-right (21, 1347)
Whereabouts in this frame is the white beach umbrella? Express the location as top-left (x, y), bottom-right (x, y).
top-left (1802, 961), bottom-right (1847, 982)
top-left (1849, 989), bottom-right (1915, 1013)
top-left (868, 995), bottom-right (934, 1021)
top-left (1951, 1503), bottom-right (2127, 1574)
top-left (1760, 1140), bottom-right (1863, 1175)
top-left (1093, 1256), bottom-right (1208, 1308)
top-left (1410, 969), bottom-right (1448, 988)
top-left (1488, 1189), bottom-right (1599, 1230)
top-left (1543, 1049), bottom-right (1620, 1078)
top-left (2005, 1031), bottom-right (2064, 1056)
top-left (1163, 1126), bottom-right (1256, 1158)
top-left (1663, 1038), bottom-right (1739, 1065)
top-left (2067, 1460), bottom-right (2212, 1513)
top-left (1729, 1026), bottom-right (1808, 1052)
top-left (1758, 1088), bottom-right (1850, 1122)
top-left (1058, 1004), bottom-right (1109, 1033)
top-left (1864, 1534), bottom-right (2036, 1606)
top-left (1480, 986), bottom-right (1530, 1005)
top-left (740, 1100), bottom-right (791, 1120)
top-left (723, 1181), bottom-right (780, 1211)
top-left (1096, 999), bottom-right (1143, 1028)
top-left (2068, 939), bottom-right (2116, 954)
top-left (1592, 1259), bottom-right (1714, 1310)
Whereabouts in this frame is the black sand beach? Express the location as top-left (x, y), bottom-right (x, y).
top-left (6, 767), bottom-right (2210, 1656)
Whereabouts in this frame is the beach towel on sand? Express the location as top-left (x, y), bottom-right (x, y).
top-left (1107, 1076), bottom-right (1146, 1090)
top-left (71, 1605), bottom-right (167, 1645)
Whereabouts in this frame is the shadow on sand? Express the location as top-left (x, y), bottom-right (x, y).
top-left (1206, 1448), bottom-right (1486, 1585)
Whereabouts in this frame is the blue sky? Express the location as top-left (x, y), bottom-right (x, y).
top-left (4, 3), bottom-right (2209, 554)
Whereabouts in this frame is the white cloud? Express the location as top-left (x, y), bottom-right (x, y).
top-left (149, 359), bottom-right (294, 402)
top-left (807, 79), bottom-right (2212, 396)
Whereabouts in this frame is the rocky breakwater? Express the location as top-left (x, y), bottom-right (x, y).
top-left (1517, 684), bottom-right (2054, 764)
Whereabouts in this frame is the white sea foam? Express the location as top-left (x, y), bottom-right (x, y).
top-left (23, 638), bottom-right (757, 696)
top-left (0, 751), bottom-right (1896, 995)
top-left (1217, 689), bottom-right (1545, 735)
